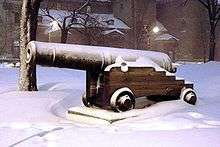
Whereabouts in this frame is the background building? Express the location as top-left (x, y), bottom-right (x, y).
top-left (156, 0), bottom-right (210, 61)
top-left (0, 0), bottom-right (219, 61)
top-left (0, 0), bottom-right (21, 58)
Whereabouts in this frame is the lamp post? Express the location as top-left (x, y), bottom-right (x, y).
top-left (144, 25), bottom-right (150, 48)
top-left (144, 25), bottom-right (160, 48)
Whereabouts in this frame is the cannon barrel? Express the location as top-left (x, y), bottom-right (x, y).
top-left (26, 41), bottom-right (174, 72)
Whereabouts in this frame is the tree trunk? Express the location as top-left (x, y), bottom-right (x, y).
top-left (61, 29), bottom-right (68, 43)
top-left (209, 25), bottom-right (216, 61)
top-left (85, 29), bottom-right (92, 45)
top-left (19, 0), bottom-right (42, 91)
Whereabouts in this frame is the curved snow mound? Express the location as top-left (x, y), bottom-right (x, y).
top-left (50, 89), bottom-right (84, 118)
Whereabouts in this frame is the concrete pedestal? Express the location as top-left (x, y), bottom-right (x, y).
top-left (66, 97), bottom-right (156, 124)
top-left (66, 107), bottom-right (140, 124)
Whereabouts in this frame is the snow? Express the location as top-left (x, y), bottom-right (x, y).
top-left (93, 13), bottom-right (130, 29)
top-left (28, 41), bottom-right (174, 72)
top-left (104, 56), bottom-right (170, 73)
top-left (102, 29), bottom-right (125, 35)
top-left (155, 33), bottom-right (179, 41)
top-left (39, 9), bottom-right (130, 33)
top-left (155, 21), bottom-right (168, 32)
top-left (0, 61), bottom-right (220, 146)
top-left (154, 21), bottom-right (179, 41)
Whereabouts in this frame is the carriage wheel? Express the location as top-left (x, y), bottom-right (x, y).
top-left (180, 88), bottom-right (197, 105)
top-left (82, 93), bottom-right (93, 107)
top-left (110, 87), bottom-right (135, 112)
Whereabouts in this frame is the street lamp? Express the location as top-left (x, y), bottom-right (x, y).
top-left (152, 26), bottom-right (160, 34)
top-left (144, 25), bottom-right (160, 48)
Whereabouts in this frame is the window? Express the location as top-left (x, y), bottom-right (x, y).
top-left (179, 18), bottom-right (187, 32)
top-left (87, 5), bottom-right (92, 13)
top-left (120, 3), bottom-right (124, 9)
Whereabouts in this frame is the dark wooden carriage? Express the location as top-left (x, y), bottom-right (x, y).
top-left (84, 65), bottom-right (196, 112)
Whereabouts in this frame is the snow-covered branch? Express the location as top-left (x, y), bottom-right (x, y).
top-left (40, 8), bottom-right (62, 29)
top-left (39, 0), bottom-right (106, 44)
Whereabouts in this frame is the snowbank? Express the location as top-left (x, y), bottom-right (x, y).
top-left (0, 62), bottom-right (220, 146)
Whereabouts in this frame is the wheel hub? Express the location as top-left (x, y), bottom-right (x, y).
top-left (117, 95), bottom-right (133, 111)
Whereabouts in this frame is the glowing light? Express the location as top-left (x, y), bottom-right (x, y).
top-left (152, 26), bottom-right (160, 33)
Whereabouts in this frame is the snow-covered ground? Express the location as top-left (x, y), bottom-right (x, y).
top-left (0, 62), bottom-right (220, 147)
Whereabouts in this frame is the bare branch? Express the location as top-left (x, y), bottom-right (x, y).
top-left (198, 0), bottom-right (209, 9)
top-left (215, 13), bottom-right (220, 27)
top-left (75, 0), bottom-right (90, 12)
top-left (40, 8), bottom-right (62, 29)
top-left (183, 0), bottom-right (190, 6)
top-left (39, 0), bottom-right (104, 44)
top-left (62, 12), bottom-right (75, 28)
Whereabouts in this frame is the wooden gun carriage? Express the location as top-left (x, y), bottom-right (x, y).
top-left (27, 41), bottom-right (197, 112)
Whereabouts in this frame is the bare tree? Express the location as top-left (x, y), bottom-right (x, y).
top-left (74, 14), bottom-right (104, 45)
top-left (19, 0), bottom-right (42, 91)
top-left (185, 0), bottom-right (220, 61)
top-left (0, 18), bottom-right (7, 56)
top-left (40, 0), bottom-right (103, 44)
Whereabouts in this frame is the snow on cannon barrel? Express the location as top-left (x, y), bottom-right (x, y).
top-left (26, 41), bottom-right (196, 112)
top-left (26, 41), bottom-right (175, 72)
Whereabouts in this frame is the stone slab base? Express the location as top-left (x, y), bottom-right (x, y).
top-left (66, 98), bottom-right (156, 124)
top-left (66, 106), bottom-right (148, 124)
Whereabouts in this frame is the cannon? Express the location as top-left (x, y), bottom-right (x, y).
top-left (27, 41), bottom-right (197, 112)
